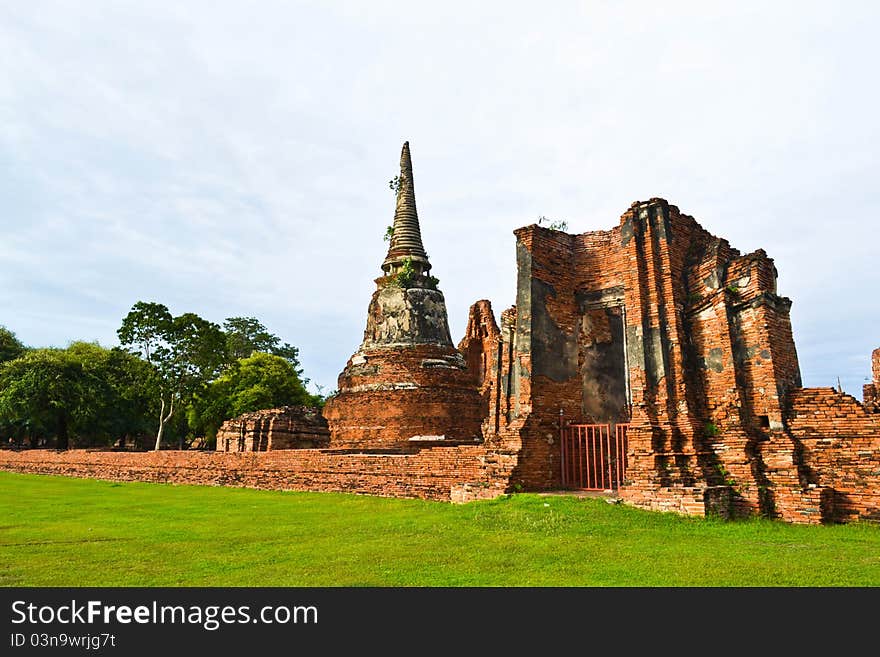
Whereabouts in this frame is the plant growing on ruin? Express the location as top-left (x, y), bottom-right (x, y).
top-left (726, 284), bottom-right (740, 295)
top-left (391, 257), bottom-right (417, 288)
top-left (687, 292), bottom-right (703, 306)
top-left (537, 215), bottom-right (569, 232)
top-left (714, 463), bottom-right (737, 487)
top-left (425, 275), bottom-right (440, 290)
top-left (704, 421), bottom-right (721, 437)
top-left (388, 175), bottom-right (401, 193)
top-left (383, 225), bottom-right (394, 242)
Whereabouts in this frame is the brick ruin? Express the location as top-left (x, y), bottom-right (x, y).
top-left (216, 406), bottom-right (329, 452)
top-left (863, 348), bottom-right (880, 412)
top-left (458, 198), bottom-right (880, 523)
top-left (2, 144), bottom-right (877, 524)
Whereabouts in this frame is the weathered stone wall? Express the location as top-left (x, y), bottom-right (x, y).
top-left (0, 446), bottom-right (516, 503)
top-left (360, 283), bottom-right (454, 348)
top-left (612, 484), bottom-right (733, 518)
top-left (216, 406), bottom-right (329, 452)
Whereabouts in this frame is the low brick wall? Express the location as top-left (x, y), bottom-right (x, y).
top-left (0, 447), bottom-right (517, 503)
top-left (787, 388), bottom-right (880, 522)
top-left (618, 485), bottom-right (712, 517)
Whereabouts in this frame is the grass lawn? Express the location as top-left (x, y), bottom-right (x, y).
top-left (0, 471), bottom-right (878, 586)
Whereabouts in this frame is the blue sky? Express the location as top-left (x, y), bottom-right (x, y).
top-left (1, 1), bottom-right (877, 397)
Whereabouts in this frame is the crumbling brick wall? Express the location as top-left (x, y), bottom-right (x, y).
top-left (460, 300), bottom-right (501, 397)
top-left (863, 348), bottom-right (880, 412)
top-left (462, 198), bottom-right (879, 524)
top-left (216, 406), bottom-right (329, 452)
top-left (464, 200), bottom-right (795, 496)
top-left (785, 388), bottom-right (880, 522)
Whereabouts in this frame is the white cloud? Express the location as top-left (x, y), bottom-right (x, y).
top-left (0, 1), bottom-right (877, 396)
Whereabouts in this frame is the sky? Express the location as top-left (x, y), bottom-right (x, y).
top-left (0, 1), bottom-right (877, 397)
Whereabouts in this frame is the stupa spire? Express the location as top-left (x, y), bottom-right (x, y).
top-left (382, 141), bottom-right (430, 274)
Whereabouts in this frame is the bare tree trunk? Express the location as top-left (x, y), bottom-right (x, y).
top-left (154, 398), bottom-right (165, 451)
top-left (154, 395), bottom-right (176, 451)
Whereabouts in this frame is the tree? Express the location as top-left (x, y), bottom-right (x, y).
top-left (188, 352), bottom-right (319, 441)
top-left (100, 345), bottom-right (158, 446)
top-left (0, 342), bottom-right (155, 449)
top-left (223, 317), bottom-right (304, 378)
top-left (0, 326), bottom-right (25, 363)
top-left (0, 342), bottom-right (158, 449)
top-left (62, 342), bottom-right (147, 445)
top-left (118, 302), bottom-right (226, 450)
top-left (0, 348), bottom-right (83, 449)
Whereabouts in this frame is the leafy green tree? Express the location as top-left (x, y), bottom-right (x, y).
top-left (70, 342), bottom-right (159, 446)
top-left (102, 346), bottom-right (159, 446)
top-left (118, 302), bottom-right (226, 450)
top-left (188, 352), bottom-right (318, 441)
top-left (0, 326), bottom-right (25, 363)
top-left (0, 342), bottom-right (158, 449)
top-left (223, 317), bottom-right (304, 378)
top-left (0, 348), bottom-right (82, 449)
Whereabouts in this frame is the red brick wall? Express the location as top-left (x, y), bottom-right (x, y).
top-left (0, 446), bottom-right (517, 503)
top-left (510, 226), bottom-right (578, 488)
top-left (785, 388), bottom-right (880, 522)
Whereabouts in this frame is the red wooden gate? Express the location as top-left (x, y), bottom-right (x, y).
top-left (560, 423), bottom-right (629, 490)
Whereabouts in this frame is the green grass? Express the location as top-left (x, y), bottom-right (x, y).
top-left (1, 472), bottom-right (878, 586)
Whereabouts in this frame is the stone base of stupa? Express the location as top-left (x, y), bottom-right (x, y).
top-left (323, 281), bottom-right (485, 450)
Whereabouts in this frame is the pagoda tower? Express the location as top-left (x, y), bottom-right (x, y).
top-left (323, 142), bottom-right (484, 449)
